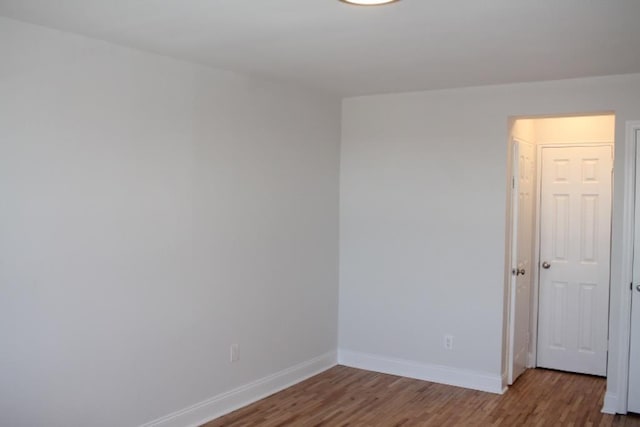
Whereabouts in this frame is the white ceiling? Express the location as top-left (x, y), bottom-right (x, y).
top-left (1, 0), bottom-right (640, 96)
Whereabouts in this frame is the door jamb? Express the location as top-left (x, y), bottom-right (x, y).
top-left (529, 142), bottom-right (614, 369)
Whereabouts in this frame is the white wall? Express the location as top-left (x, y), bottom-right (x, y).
top-left (535, 115), bottom-right (615, 144)
top-left (0, 18), bottom-right (340, 427)
top-left (511, 118), bottom-right (536, 143)
top-left (339, 73), bottom-right (640, 396)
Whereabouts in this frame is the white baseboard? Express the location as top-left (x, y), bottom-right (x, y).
top-left (338, 349), bottom-right (504, 394)
top-left (141, 351), bottom-right (337, 427)
top-left (602, 392), bottom-right (623, 414)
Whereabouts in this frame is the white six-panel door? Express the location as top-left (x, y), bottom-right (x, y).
top-left (508, 140), bottom-right (535, 385)
top-left (537, 146), bottom-right (612, 376)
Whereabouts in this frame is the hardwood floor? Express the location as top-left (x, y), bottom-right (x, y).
top-left (203, 366), bottom-right (640, 426)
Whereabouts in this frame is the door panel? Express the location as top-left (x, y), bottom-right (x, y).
top-left (508, 139), bottom-right (535, 384)
top-left (629, 130), bottom-right (640, 413)
top-left (537, 146), bottom-right (612, 376)
top-left (550, 280), bottom-right (568, 349)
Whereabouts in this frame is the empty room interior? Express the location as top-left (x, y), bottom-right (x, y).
top-left (2, 1), bottom-right (640, 426)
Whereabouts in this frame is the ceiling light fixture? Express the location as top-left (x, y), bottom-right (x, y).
top-left (339, 0), bottom-right (400, 6)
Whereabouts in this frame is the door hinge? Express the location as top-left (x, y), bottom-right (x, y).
top-left (512, 177), bottom-right (515, 189)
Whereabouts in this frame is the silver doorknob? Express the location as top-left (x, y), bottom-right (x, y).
top-left (518, 268), bottom-right (526, 276)
top-left (542, 261), bottom-right (551, 269)
top-left (636, 284), bottom-right (640, 292)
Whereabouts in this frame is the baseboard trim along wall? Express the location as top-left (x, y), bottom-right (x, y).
top-left (338, 349), bottom-right (504, 395)
top-left (140, 351), bottom-right (337, 427)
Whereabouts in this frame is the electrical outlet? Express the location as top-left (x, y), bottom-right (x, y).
top-left (444, 335), bottom-right (454, 350)
top-left (230, 344), bottom-right (239, 362)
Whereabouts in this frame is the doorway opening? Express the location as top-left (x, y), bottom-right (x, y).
top-left (504, 113), bottom-right (616, 388)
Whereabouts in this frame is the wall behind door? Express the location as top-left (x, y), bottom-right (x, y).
top-left (535, 115), bottom-right (615, 144)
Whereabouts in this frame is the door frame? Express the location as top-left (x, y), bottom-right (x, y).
top-left (529, 141), bottom-right (614, 369)
top-left (607, 121), bottom-right (640, 414)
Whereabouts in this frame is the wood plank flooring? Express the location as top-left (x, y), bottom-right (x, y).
top-left (204, 366), bottom-right (640, 426)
